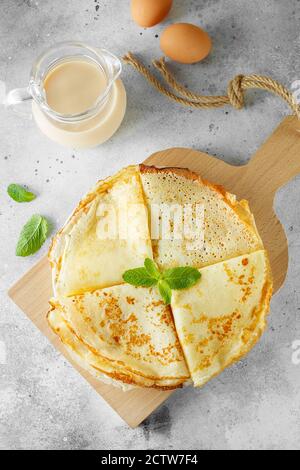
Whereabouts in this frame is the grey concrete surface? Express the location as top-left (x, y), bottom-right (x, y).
top-left (0, 0), bottom-right (300, 450)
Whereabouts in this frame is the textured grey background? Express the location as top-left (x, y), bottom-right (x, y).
top-left (0, 0), bottom-right (300, 450)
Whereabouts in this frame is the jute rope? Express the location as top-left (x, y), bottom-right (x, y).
top-left (123, 52), bottom-right (300, 119)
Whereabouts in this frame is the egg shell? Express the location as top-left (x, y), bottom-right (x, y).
top-left (160, 23), bottom-right (212, 64)
top-left (131, 0), bottom-right (173, 28)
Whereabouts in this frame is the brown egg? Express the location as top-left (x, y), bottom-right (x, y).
top-left (131, 0), bottom-right (173, 28)
top-left (160, 23), bottom-right (212, 64)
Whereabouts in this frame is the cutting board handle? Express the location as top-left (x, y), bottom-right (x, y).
top-left (241, 116), bottom-right (300, 199)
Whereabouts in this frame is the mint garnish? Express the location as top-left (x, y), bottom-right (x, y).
top-left (122, 258), bottom-right (201, 305)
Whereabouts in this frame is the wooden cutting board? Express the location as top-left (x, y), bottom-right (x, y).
top-left (8, 115), bottom-right (300, 427)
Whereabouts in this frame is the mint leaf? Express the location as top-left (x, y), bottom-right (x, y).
top-left (16, 215), bottom-right (49, 257)
top-left (158, 280), bottom-right (172, 305)
top-left (7, 184), bottom-right (36, 203)
top-left (163, 267), bottom-right (201, 290)
top-left (122, 267), bottom-right (157, 287)
top-left (144, 258), bottom-right (160, 280)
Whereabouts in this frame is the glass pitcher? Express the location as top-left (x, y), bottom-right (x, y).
top-left (5, 42), bottom-right (127, 149)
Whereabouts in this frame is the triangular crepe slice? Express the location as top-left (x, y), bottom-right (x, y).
top-left (47, 308), bottom-right (186, 390)
top-left (140, 165), bottom-right (262, 270)
top-left (48, 284), bottom-right (190, 389)
top-left (171, 250), bottom-right (272, 387)
top-left (49, 166), bottom-right (152, 296)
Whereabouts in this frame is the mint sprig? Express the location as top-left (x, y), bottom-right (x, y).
top-left (122, 258), bottom-right (201, 305)
top-left (7, 184), bottom-right (36, 203)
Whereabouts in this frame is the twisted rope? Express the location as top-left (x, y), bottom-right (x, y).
top-left (123, 52), bottom-right (300, 118)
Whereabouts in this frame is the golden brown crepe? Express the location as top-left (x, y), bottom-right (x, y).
top-left (47, 284), bottom-right (190, 390)
top-left (48, 164), bottom-right (272, 390)
top-left (140, 165), bottom-right (262, 270)
top-left (171, 250), bottom-right (272, 387)
top-left (49, 166), bottom-right (152, 297)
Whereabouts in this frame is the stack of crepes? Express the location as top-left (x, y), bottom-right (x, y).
top-left (48, 165), bottom-right (273, 390)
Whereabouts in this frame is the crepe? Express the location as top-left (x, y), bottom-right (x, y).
top-left (171, 250), bottom-right (273, 387)
top-left (140, 165), bottom-right (262, 270)
top-left (49, 165), bottom-right (152, 296)
top-left (47, 284), bottom-right (190, 390)
top-left (48, 164), bottom-right (273, 391)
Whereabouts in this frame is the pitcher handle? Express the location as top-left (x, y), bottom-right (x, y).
top-left (5, 86), bottom-right (33, 119)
